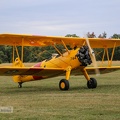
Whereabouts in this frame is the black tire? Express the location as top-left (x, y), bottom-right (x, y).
top-left (18, 82), bottom-right (22, 88)
top-left (87, 78), bottom-right (97, 89)
top-left (59, 79), bottom-right (69, 90)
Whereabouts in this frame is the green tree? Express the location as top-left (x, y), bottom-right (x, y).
top-left (65, 34), bottom-right (79, 37)
top-left (98, 32), bottom-right (107, 38)
top-left (111, 34), bottom-right (120, 39)
top-left (110, 34), bottom-right (120, 60)
top-left (87, 32), bottom-right (96, 38)
top-left (4, 46), bottom-right (12, 63)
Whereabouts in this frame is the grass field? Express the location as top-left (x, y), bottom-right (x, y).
top-left (0, 63), bottom-right (120, 120)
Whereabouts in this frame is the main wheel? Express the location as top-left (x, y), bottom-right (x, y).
top-left (87, 78), bottom-right (97, 89)
top-left (59, 79), bottom-right (69, 90)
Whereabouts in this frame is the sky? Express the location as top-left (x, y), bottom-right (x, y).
top-left (0, 0), bottom-right (120, 37)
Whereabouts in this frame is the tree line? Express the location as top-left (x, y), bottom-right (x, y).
top-left (0, 32), bottom-right (120, 63)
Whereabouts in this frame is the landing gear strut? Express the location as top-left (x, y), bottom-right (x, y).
top-left (18, 82), bottom-right (23, 88)
top-left (87, 78), bottom-right (97, 89)
top-left (82, 68), bottom-right (97, 89)
top-left (59, 66), bottom-right (71, 91)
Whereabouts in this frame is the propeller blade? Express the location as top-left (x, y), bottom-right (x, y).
top-left (85, 36), bottom-right (100, 75)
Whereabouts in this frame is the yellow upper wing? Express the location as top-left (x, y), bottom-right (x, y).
top-left (0, 33), bottom-right (120, 48)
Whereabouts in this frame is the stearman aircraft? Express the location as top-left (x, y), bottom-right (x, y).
top-left (0, 33), bottom-right (120, 90)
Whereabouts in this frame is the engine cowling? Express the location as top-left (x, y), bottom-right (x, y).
top-left (76, 46), bottom-right (92, 66)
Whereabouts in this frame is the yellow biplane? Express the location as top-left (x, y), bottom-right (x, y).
top-left (0, 33), bottom-right (120, 90)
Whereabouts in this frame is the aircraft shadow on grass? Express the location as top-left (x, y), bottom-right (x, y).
top-left (3, 84), bottom-right (120, 95)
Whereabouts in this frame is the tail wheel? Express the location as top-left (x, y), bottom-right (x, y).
top-left (87, 78), bottom-right (97, 89)
top-left (59, 79), bottom-right (69, 90)
top-left (18, 82), bottom-right (23, 88)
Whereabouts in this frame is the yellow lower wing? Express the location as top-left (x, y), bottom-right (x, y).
top-left (0, 66), bottom-right (120, 77)
top-left (0, 67), bottom-right (65, 76)
top-left (86, 66), bottom-right (120, 74)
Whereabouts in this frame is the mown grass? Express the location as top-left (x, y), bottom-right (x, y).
top-left (0, 63), bottom-right (120, 120)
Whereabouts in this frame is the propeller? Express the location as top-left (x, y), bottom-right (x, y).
top-left (85, 35), bottom-right (100, 76)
